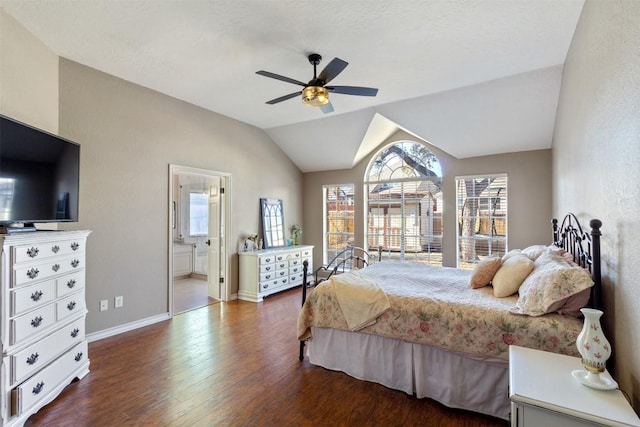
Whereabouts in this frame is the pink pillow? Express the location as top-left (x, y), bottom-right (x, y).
top-left (469, 257), bottom-right (502, 289)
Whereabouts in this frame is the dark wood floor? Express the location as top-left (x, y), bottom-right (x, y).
top-left (26, 288), bottom-right (508, 426)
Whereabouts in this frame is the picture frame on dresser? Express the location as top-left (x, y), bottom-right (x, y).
top-left (0, 230), bottom-right (91, 427)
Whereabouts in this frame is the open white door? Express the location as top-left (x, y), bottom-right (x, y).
top-left (207, 176), bottom-right (221, 300)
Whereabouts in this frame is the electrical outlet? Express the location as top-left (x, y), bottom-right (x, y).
top-left (100, 299), bottom-right (108, 311)
top-left (115, 295), bottom-right (123, 308)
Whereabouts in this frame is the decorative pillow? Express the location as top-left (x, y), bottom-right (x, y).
top-left (492, 254), bottom-right (534, 298)
top-left (469, 257), bottom-right (502, 289)
top-left (501, 249), bottom-right (522, 263)
top-left (509, 252), bottom-right (594, 316)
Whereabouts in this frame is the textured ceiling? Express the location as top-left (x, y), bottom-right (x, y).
top-left (0, 0), bottom-right (585, 172)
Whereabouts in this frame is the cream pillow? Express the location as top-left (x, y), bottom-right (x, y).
top-left (492, 254), bottom-right (534, 297)
top-left (469, 257), bottom-right (502, 289)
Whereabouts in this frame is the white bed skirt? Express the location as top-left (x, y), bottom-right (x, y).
top-left (308, 327), bottom-right (510, 421)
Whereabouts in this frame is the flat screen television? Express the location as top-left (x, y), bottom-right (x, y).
top-left (0, 114), bottom-right (80, 230)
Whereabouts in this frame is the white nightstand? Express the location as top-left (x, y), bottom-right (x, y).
top-left (509, 345), bottom-right (640, 427)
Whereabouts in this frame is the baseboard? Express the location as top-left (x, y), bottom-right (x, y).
top-left (87, 313), bottom-right (170, 342)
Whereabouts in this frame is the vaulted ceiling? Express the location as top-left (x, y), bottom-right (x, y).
top-left (0, 0), bottom-right (585, 172)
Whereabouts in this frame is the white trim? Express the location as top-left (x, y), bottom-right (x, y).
top-left (86, 313), bottom-right (170, 342)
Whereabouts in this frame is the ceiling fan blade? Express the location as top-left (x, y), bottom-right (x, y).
top-left (265, 91), bottom-right (301, 105)
top-left (326, 86), bottom-right (378, 97)
top-left (320, 101), bottom-right (334, 114)
top-left (318, 58), bottom-right (348, 84)
top-left (256, 70), bottom-right (307, 87)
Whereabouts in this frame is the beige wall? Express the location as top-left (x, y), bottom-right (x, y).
top-left (0, 11), bottom-right (303, 334)
top-left (0, 10), bottom-right (58, 133)
top-left (303, 130), bottom-right (552, 268)
top-left (553, 0), bottom-right (640, 411)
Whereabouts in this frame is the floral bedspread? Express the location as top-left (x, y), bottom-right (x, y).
top-left (297, 262), bottom-right (583, 361)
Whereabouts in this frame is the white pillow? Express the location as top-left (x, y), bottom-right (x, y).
top-left (501, 249), bottom-right (522, 263)
top-left (492, 254), bottom-right (534, 298)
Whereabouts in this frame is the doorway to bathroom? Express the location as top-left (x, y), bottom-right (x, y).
top-left (169, 165), bottom-right (231, 315)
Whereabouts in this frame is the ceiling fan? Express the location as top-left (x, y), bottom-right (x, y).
top-left (256, 53), bottom-right (378, 114)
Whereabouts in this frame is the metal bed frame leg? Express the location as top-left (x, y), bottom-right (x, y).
top-left (299, 260), bottom-right (309, 361)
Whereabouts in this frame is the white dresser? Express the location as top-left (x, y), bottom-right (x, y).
top-left (238, 245), bottom-right (313, 302)
top-left (0, 230), bottom-right (91, 427)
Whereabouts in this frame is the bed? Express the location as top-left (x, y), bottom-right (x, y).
top-left (297, 214), bottom-right (603, 420)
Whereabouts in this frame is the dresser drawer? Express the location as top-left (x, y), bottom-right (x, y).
top-left (11, 280), bottom-right (56, 317)
top-left (55, 271), bottom-right (85, 298)
top-left (13, 255), bottom-right (85, 287)
top-left (275, 261), bottom-right (288, 270)
top-left (12, 239), bottom-right (85, 265)
top-left (260, 279), bottom-right (279, 291)
top-left (258, 255), bottom-right (275, 264)
top-left (260, 271), bottom-right (276, 282)
top-left (259, 263), bottom-right (275, 273)
top-left (10, 317), bottom-right (86, 385)
top-left (11, 304), bottom-right (56, 346)
top-left (11, 340), bottom-right (88, 417)
top-left (56, 291), bottom-right (86, 322)
top-left (289, 265), bottom-right (302, 275)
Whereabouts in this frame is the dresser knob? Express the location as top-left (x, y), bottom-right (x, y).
top-left (52, 263), bottom-right (60, 272)
top-left (30, 290), bottom-right (44, 301)
top-left (71, 242), bottom-right (80, 251)
top-left (67, 301), bottom-right (77, 311)
top-left (26, 353), bottom-right (39, 365)
top-left (52, 245), bottom-right (60, 253)
top-left (32, 382), bottom-right (45, 395)
top-left (71, 259), bottom-right (80, 268)
top-left (27, 247), bottom-right (39, 258)
top-left (26, 268), bottom-right (39, 280)
top-left (74, 352), bottom-right (83, 362)
top-left (67, 279), bottom-right (77, 288)
top-left (31, 316), bottom-right (43, 328)
top-left (71, 328), bottom-right (80, 338)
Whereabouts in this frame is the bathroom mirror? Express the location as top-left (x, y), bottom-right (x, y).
top-left (260, 198), bottom-right (285, 248)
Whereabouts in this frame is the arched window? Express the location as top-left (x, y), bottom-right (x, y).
top-left (365, 141), bottom-right (443, 265)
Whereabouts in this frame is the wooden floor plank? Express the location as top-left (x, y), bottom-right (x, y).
top-left (25, 288), bottom-right (507, 427)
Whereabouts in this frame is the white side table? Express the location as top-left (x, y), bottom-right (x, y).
top-left (509, 345), bottom-right (640, 427)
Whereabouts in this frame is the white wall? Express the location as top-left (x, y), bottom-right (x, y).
top-left (553, 0), bottom-right (640, 411)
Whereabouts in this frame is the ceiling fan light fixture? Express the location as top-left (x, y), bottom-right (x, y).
top-left (302, 86), bottom-right (329, 107)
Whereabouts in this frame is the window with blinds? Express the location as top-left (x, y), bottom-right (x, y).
top-left (323, 184), bottom-right (355, 265)
top-left (455, 174), bottom-right (508, 269)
